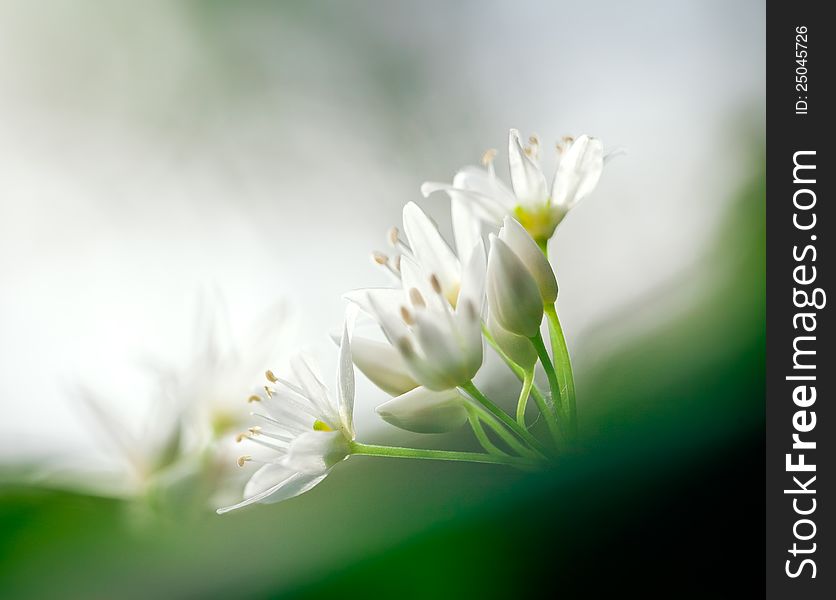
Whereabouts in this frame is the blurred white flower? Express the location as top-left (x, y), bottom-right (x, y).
top-left (217, 322), bottom-right (355, 513)
top-left (75, 293), bottom-right (289, 506)
top-left (422, 129), bottom-right (607, 242)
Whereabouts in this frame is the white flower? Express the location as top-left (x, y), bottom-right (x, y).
top-left (486, 234), bottom-right (543, 338)
top-left (217, 322), bottom-right (355, 513)
top-left (345, 201), bottom-right (485, 432)
top-left (74, 294), bottom-right (288, 502)
top-left (351, 202), bottom-right (486, 391)
top-left (422, 129), bottom-right (607, 242)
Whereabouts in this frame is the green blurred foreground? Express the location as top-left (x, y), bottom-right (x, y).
top-left (0, 160), bottom-right (764, 598)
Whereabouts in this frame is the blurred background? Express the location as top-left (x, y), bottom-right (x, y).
top-left (0, 0), bottom-right (764, 597)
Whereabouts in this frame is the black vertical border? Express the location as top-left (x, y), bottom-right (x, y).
top-left (766, 2), bottom-right (832, 598)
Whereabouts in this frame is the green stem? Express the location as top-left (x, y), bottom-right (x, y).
top-left (540, 238), bottom-right (578, 439)
top-left (515, 370), bottom-right (535, 427)
top-left (466, 406), bottom-right (507, 457)
top-left (459, 381), bottom-right (549, 458)
top-left (466, 399), bottom-right (539, 458)
top-left (350, 442), bottom-right (541, 469)
top-left (530, 330), bottom-right (562, 416)
top-left (545, 304), bottom-right (577, 437)
top-left (482, 323), bottom-right (552, 424)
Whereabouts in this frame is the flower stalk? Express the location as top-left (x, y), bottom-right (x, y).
top-left (349, 442), bottom-right (542, 470)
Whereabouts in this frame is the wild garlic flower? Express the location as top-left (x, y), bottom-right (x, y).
top-left (345, 201), bottom-right (485, 432)
top-left (217, 323), bottom-right (355, 513)
top-left (422, 129), bottom-right (606, 243)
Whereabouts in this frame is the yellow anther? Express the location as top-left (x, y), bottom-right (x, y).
top-left (481, 148), bottom-right (498, 166)
top-left (400, 306), bottom-right (415, 325)
top-left (409, 287), bottom-right (426, 309)
top-left (247, 395), bottom-right (261, 404)
top-left (429, 274), bottom-right (442, 295)
top-left (237, 455), bottom-right (252, 467)
top-left (372, 251), bottom-right (389, 265)
top-left (465, 300), bottom-right (478, 321)
top-left (313, 420), bottom-right (333, 432)
top-left (397, 337), bottom-right (415, 357)
top-left (387, 227), bottom-right (400, 247)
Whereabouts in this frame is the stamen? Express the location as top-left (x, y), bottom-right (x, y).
top-left (392, 255), bottom-right (402, 272)
top-left (237, 455), bottom-right (252, 467)
top-left (387, 227), bottom-right (400, 248)
top-left (400, 306), bottom-right (415, 325)
top-left (248, 426), bottom-right (262, 435)
top-left (464, 300), bottom-right (479, 322)
top-left (429, 274), bottom-right (443, 295)
top-left (372, 251), bottom-right (389, 265)
top-left (263, 385), bottom-right (275, 398)
top-left (408, 287), bottom-right (426, 309)
top-left (235, 431), bottom-right (249, 443)
top-left (397, 337), bottom-right (415, 358)
top-left (555, 143), bottom-right (564, 155)
top-left (247, 395), bottom-right (261, 404)
top-left (562, 135), bottom-right (574, 146)
top-left (265, 370), bottom-right (278, 383)
top-left (481, 148), bottom-right (497, 166)
top-left (529, 134), bottom-right (541, 147)
top-left (242, 434), bottom-right (288, 452)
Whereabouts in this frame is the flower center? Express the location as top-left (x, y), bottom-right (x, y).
top-left (513, 204), bottom-right (558, 244)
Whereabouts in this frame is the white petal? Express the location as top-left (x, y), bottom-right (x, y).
top-left (336, 321), bottom-right (355, 436)
top-left (345, 288), bottom-right (405, 322)
top-left (376, 386), bottom-right (468, 433)
top-left (450, 196), bottom-right (481, 264)
top-left (399, 347), bottom-right (456, 391)
top-left (289, 354), bottom-right (334, 424)
top-left (487, 312), bottom-right (537, 370)
top-left (216, 464), bottom-right (328, 513)
top-left (421, 181), bottom-right (507, 224)
top-left (366, 291), bottom-right (410, 345)
top-left (401, 202), bottom-right (461, 299)
top-left (551, 135), bottom-right (604, 210)
top-left (283, 430), bottom-right (350, 473)
top-left (499, 216), bottom-right (557, 304)
top-left (486, 235), bottom-right (544, 338)
top-left (456, 240), bottom-right (486, 316)
top-left (350, 336), bottom-right (418, 396)
top-left (412, 311), bottom-right (465, 388)
top-left (398, 254), bottom-right (435, 303)
top-left (508, 129), bottom-right (548, 207)
top-left (452, 165), bottom-right (516, 210)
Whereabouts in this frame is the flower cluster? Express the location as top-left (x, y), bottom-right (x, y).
top-left (220, 129), bottom-right (611, 513)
